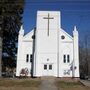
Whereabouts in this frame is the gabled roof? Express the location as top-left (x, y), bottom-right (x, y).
top-left (60, 28), bottom-right (73, 40)
top-left (23, 29), bottom-right (34, 41)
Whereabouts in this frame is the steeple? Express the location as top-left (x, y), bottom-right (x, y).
top-left (19, 25), bottom-right (24, 35)
top-left (73, 26), bottom-right (78, 36)
top-left (73, 25), bottom-right (79, 77)
top-left (74, 26), bottom-right (77, 31)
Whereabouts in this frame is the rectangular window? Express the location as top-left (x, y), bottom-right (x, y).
top-left (44, 65), bottom-right (47, 70)
top-left (63, 55), bottom-right (66, 63)
top-left (67, 55), bottom-right (70, 63)
top-left (26, 54), bottom-right (29, 62)
top-left (49, 65), bottom-right (52, 70)
top-left (30, 54), bottom-right (33, 62)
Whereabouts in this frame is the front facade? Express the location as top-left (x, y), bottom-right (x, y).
top-left (16, 11), bottom-right (79, 78)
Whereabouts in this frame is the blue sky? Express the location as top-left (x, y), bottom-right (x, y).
top-left (23, 0), bottom-right (90, 41)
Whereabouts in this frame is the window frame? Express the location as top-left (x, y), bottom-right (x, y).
top-left (44, 64), bottom-right (47, 70)
top-left (30, 54), bottom-right (33, 62)
top-left (26, 54), bottom-right (29, 62)
top-left (63, 55), bottom-right (66, 63)
top-left (49, 65), bottom-right (52, 70)
top-left (67, 55), bottom-right (70, 63)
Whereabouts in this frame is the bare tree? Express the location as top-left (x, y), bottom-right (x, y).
top-left (79, 32), bottom-right (90, 79)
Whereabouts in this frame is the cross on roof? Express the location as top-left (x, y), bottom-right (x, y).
top-left (43, 13), bottom-right (54, 36)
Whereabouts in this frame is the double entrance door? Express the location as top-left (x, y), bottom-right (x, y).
top-left (43, 63), bottom-right (53, 76)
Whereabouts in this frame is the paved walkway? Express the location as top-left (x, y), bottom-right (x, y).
top-left (39, 77), bottom-right (58, 90)
top-left (80, 80), bottom-right (90, 87)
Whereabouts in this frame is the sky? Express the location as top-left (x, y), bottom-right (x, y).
top-left (23, 0), bottom-right (90, 42)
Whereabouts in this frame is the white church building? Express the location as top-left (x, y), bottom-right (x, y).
top-left (16, 11), bottom-right (79, 78)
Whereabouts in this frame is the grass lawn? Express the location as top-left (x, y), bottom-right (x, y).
top-left (56, 81), bottom-right (90, 90)
top-left (0, 78), bottom-right (41, 90)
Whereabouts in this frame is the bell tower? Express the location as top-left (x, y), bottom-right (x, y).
top-left (33, 11), bottom-right (61, 77)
